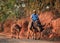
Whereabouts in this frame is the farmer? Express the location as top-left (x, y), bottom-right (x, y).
top-left (30, 10), bottom-right (44, 32)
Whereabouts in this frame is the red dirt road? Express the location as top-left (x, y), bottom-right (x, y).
top-left (0, 33), bottom-right (60, 43)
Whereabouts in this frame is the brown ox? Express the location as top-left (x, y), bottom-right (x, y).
top-left (19, 17), bottom-right (30, 39)
top-left (50, 18), bottom-right (60, 39)
top-left (27, 21), bottom-right (42, 39)
top-left (11, 23), bottom-right (21, 39)
top-left (39, 11), bottom-right (56, 39)
top-left (42, 18), bottom-right (60, 40)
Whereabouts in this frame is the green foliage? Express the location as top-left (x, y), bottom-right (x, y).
top-left (0, 13), bottom-right (9, 22)
top-left (0, 0), bottom-right (60, 23)
top-left (0, 0), bottom-right (16, 22)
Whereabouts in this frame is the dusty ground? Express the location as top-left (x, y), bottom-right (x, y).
top-left (0, 33), bottom-right (60, 43)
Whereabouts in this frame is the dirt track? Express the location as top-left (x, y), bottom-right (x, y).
top-left (0, 34), bottom-right (60, 43)
top-left (0, 38), bottom-right (60, 43)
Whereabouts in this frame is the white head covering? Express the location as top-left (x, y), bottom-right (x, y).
top-left (33, 10), bottom-right (36, 13)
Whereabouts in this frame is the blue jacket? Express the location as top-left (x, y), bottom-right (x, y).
top-left (31, 14), bottom-right (39, 21)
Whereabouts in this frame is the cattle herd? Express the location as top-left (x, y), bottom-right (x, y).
top-left (2, 11), bottom-right (60, 40)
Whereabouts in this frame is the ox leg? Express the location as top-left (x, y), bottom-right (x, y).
top-left (18, 32), bottom-right (20, 39)
top-left (16, 31), bottom-right (19, 39)
top-left (26, 29), bottom-right (29, 39)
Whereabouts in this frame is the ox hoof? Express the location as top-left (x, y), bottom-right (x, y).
top-left (27, 37), bottom-right (29, 39)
